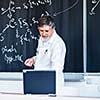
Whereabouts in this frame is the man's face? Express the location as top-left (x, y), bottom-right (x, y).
top-left (38, 25), bottom-right (54, 42)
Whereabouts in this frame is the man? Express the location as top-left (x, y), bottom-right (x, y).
top-left (24, 15), bottom-right (66, 95)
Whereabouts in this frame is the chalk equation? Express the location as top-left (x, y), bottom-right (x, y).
top-left (0, 0), bottom-right (52, 64)
top-left (1, 45), bottom-right (23, 64)
top-left (89, 0), bottom-right (100, 15)
top-left (0, 0), bottom-right (79, 64)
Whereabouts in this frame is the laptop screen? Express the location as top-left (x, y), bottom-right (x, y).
top-left (23, 70), bottom-right (56, 95)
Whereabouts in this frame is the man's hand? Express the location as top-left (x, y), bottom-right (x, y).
top-left (24, 57), bottom-right (35, 67)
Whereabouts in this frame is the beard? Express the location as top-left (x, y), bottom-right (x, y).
top-left (41, 37), bottom-right (50, 42)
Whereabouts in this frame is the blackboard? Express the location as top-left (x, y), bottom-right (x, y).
top-left (87, 0), bottom-right (100, 72)
top-left (0, 0), bottom-right (83, 72)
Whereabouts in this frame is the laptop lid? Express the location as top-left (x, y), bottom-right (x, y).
top-left (23, 70), bottom-right (56, 95)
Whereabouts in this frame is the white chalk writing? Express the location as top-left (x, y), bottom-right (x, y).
top-left (0, 0), bottom-right (78, 64)
top-left (89, 0), bottom-right (100, 15)
top-left (1, 45), bottom-right (23, 64)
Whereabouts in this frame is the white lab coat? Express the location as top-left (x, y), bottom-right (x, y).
top-left (33, 30), bottom-right (66, 95)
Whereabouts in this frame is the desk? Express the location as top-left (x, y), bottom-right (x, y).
top-left (0, 94), bottom-right (99, 100)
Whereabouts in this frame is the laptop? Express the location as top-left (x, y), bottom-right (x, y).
top-left (23, 70), bottom-right (56, 96)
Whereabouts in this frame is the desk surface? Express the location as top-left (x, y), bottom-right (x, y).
top-left (0, 93), bottom-right (99, 100)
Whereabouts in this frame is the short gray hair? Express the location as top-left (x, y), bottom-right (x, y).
top-left (37, 15), bottom-right (55, 28)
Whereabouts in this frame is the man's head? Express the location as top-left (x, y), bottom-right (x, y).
top-left (37, 15), bottom-right (55, 42)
